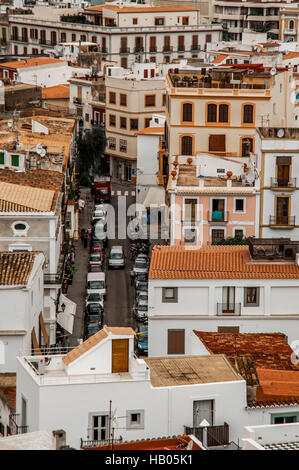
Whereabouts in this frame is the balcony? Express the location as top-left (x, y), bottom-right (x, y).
top-left (163, 46), bottom-right (173, 52)
top-left (149, 46), bottom-right (157, 53)
top-left (73, 97), bottom-right (83, 106)
top-left (285, 29), bottom-right (296, 35)
top-left (269, 216), bottom-right (295, 228)
top-left (21, 36), bottom-right (28, 43)
top-left (185, 423), bottom-right (231, 448)
top-left (101, 47), bottom-right (108, 54)
top-left (80, 437), bottom-right (123, 449)
top-left (119, 47), bottom-right (129, 54)
top-left (134, 46), bottom-right (144, 53)
top-left (270, 177), bottom-right (296, 190)
top-left (191, 44), bottom-right (201, 51)
top-left (177, 45), bottom-right (185, 52)
top-left (9, 414), bottom-right (28, 435)
top-left (217, 303), bottom-right (241, 316)
top-left (208, 211), bottom-right (228, 223)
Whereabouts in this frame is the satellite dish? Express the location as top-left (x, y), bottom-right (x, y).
top-left (246, 173), bottom-right (255, 184)
top-left (277, 128), bottom-right (285, 138)
top-left (36, 144), bottom-right (44, 154)
top-left (270, 67), bottom-right (276, 76)
top-left (40, 148), bottom-right (46, 157)
top-left (7, 120), bottom-right (13, 128)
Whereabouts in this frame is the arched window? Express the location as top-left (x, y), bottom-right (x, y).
top-left (289, 20), bottom-right (295, 30)
top-left (181, 136), bottom-right (193, 155)
top-left (182, 103), bottom-right (193, 122)
top-left (243, 104), bottom-right (254, 124)
top-left (241, 137), bottom-right (253, 157)
top-left (219, 104), bottom-right (229, 123)
top-left (207, 103), bottom-right (217, 122)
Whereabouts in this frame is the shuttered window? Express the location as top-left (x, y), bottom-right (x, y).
top-left (145, 95), bottom-right (155, 107)
top-left (0, 153), bottom-right (4, 164)
top-left (209, 135), bottom-right (226, 152)
top-left (182, 103), bottom-right (193, 122)
top-left (181, 136), bottom-right (193, 155)
top-left (167, 329), bottom-right (185, 354)
top-left (120, 94), bottom-right (127, 106)
top-left (243, 105), bottom-right (254, 123)
top-left (207, 103), bottom-right (217, 122)
top-left (219, 104), bottom-right (228, 122)
top-left (11, 155), bottom-right (19, 167)
top-left (112, 339), bottom-right (129, 373)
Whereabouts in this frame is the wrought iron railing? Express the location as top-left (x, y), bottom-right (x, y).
top-left (217, 303), bottom-right (241, 316)
top-left (269, 216), bottom-right (295, 227)
top-left (185, 423), bottom-right (229, 447)
top-left (270, 177), bottom-right (296, 189)
top-left (80, 437), bottom-right (122, 449)
top-left (208, 211), bottom-right (229, 223)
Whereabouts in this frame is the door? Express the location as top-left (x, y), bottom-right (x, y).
top-left (178, 35), bottom-right (184, 51)
top-left (222, 287), bottom-right (235, 314)
top-left (164, 36), bottom-right (170, 51)
top-left (276, 197), bottom-right (289, 225)
top-left (192, 35), bottom-right (198, 49)
top-left (135, 37), bottom-right (143, 51)
top-left (77, 86), bottom-right (82, 104)
top-left (193, 400), bottom-right (214, 427)
top-left (112, 339), bottom-right (129, 373)
top-left (209, 135), bottom-right (226, 153)
top-left (184, 198), bottom-right (197, 223)
top-left (150, 36), bottom-right (156, 52)
top-left (212, 199), bottom-right (225, 221)
top-left (277, 164), bottom-right (290, 187)
top-left (121, 37), bottom-right (127, 52)
top-left (102, 37), bottom-right (106, 51)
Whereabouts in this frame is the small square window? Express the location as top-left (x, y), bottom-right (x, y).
top-left (144, 118), bottom-right (151, 128)
top-left (244, 287), bottom-right (260, 307)
top-left (126, 410), bottom-right (144, 429)
top-left (130, 119), bottom-right (138, 130)
top-left (132, 18), bottom-right (138, 25)
top-left (235, 199), bottom-right (244, 212)
top-left (162, 287), bottom-right (178, 303)
top-left (145, 95), bottom-right (155, 107)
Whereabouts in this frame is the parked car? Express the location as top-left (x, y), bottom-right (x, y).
top-left (133, 298), bottom-right (148, 322)
top-left (108, 245), bottom-right (125, 269)
top-left (89, 253), bottom-right (103, 265)
top-left (87, 272), bottom-right (106, 297)
top-left (135, 325), bottom-right (148, 356)
top-left (86, 302), bottom-right (103, 319)
top-left (91, 246), bottom-right (105, 259)
top-left (93, 205), bottom-right (107, 222)
top-left (135, 272), bottom-right (148, 283)
top-left (85, 322), bottom-right (101, 339)
top-left (93, 221), bottom-right (107, 245)
top-left (89, 263), bottom-right (104, 273)
top-left (135, 281), bottom-right (148, 298)
top-left (136, 292), bottom-right (148, 303)
top-left (85, 293), bottom-right (104, 308)
top-left (131, 257), bottom-right (148, 277)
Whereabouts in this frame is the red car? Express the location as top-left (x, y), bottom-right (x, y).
top-left (91, 246), bottom-right (105, 259)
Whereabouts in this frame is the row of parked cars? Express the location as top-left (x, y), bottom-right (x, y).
top-left (84, 204), bottom-right (107, 340)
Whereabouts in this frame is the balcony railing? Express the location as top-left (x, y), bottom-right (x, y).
top-left (9, 414), bottom-right (28, 435)
top-left (44, 273), bottom-right (63, 285)
top-left (163, 46), bottom-right (173, 52)
top-left (270, 177), bottom-right (296, 189)
top-left (208, 211), bottom-right (228, 223)
top-left (101, 47), bottom-right (108, 54)
top-left (191, 44), bottom-right (200, 51)
top-left (134, 46), bottom-right (144, 53)
top-left (269, 216), bottom-right (295, 227)
top-left (185, 423), bottom-right (230, 447)
top-left (217, 303), bottom-right (241, 316)
top-left (178, 45), bottom-right (185, 51)
top-left (119, 47), bottom-right (130, 54)
top-left (149, 46), bottom-right (157, 53)
top-left (80, 437), bottom-right (123, 449)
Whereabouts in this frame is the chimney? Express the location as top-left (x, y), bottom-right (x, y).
top-left (52, 430), bottom-right (66, 450)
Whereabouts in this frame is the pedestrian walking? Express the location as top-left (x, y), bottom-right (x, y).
top-left (80, 229), bottom-right (85, 244)
top-left (83, 231), bottom-right (88, 248)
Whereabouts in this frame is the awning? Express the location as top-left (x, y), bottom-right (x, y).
top-left (57, 294), bottom-right (76, 334)
top-left (142, 187), bottom-right (165, 208)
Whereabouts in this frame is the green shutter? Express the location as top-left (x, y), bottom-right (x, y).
top-left (0, 153), bottom-right (4, 165)
top-left (11, 155), bottom-right (19, 167)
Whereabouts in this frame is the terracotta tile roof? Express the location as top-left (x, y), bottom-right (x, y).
top-left (212, 54), bottom-right (228, 64)
top-left (283, 52), bottom-right (299, 60)
top-left (144, 354), bottom-right (241, 387)
top-left (0, 373), bottom-right (16, 387)
top-left (256, 369), bottom-right (299, 403)
top-left (41, 84), bottom-right (70, 100)
top-left (0, 386), bottom-right (16, 411)
top-left (149, 245), bottom-right (299, 279)
top-left (0, 58), bottom-right (64, 70)
top-left (0, 169), bottom-right (63, 192)
top-left (89, 435), bottom-right (201, 450)
top-left (0, 181), bottom-right (55, 212)
top-left (0, 252), bottom-right (38, 286)
top-left (62, 325), bottom-right (136, 366)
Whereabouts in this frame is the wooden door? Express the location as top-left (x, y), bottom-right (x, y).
top-left (150, 36), bottom-right (156, 52)
top-left (185, 198), bottom-right (197, 222)
top-left (112, 339), bottom-right (129, 373)
top-left (276, 197), bottom-right (289, 225)
top-left (77, 86), bottom-right (82, 103)
top-left (178, 35), bottom-right (184, 50)
top-left (164, 36), bottom-right (170, 50)
top-left (277, 165), bottom-right (290, 187)
top-left (209, 134), bottom-right (226, 152)
top-left (121, 37), bottom-right (127, 50)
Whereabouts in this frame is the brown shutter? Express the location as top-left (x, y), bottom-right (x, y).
top-left (243, 105), bottom-right (253, 123)
top-left (219, 104), bottom-right (228, 123)
top-left (112, 339), bottom-right (129, 373)
top-left (192, 35), bottom-right (198, 46)
top-left (276, 156), bottom-right (291, 165)
top-left (121, 37), bottom-right (127, 48)
top-left (181, 136), bottom-right (193, 155)
top-left (183, 103), bottom-right (192, 122)
top-left (218, 326), bottom-right (240, 333)
top-left (209, 135), bottom-right (226, 152)
top-left (167, 330), bottom-right (185, 354)
top-left (207, 104), bottom-right (217, 122)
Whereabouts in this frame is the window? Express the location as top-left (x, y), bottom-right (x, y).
top-left (130, 119), bottom-right (138, 130)
top-left (126, 410), bottom-right (145, 429)
top-left (61, 32), bottom-right (66, 42)
top-left (181, 135), bottom-right (193, 156)
top-left (11, 155), bottom-right (19, 167)
top-left (109, 114), bottom-right (116, 126)
top-left (109, 92), bottom-right (116, 104)
top-left (184, 198), bottom-right (197, 222)
top-left (144, 118), bottom-right (151, 128)
top-left (182, 16), bottom-right (189, 25)
top-left (211, 229), bottom-right (225, 244)
top-left (209, 135), bottom-right (226, 152)
top-left (182, 103), bottom-right (193, 122)
top-left (207, 103), bottom-right (229, 123)
top-left (80, 34), bottom-right (86, 42)
top-left (289, 20), bottom-right (295, 30)
top-left (90, 414), bottom-right (109, 440)
top-left (162, 94), bottom-right (166, 106)
top-left (145, 95), bottom-right (155, 107)
top-left (120, 94), bottom-right (127, 106)
top-left (183, 228), bottom-right (197, 245)
top-left (11, 221), bottom-right (30, 236)
top-left (271, 413), bottom-right (299, 424)
top-left (243, 104), bottom-right (254, 124)
top-left (85, 113), bottom-right (89, 122)
top-left (108, 137), bottom-right (116, 150)
top-left (119, 140), bottom-right (127, 152)
top-left (193, 400), bottom-right (214, 427)
top-left (241, 137), bottom-right (253, 157)
top-left (218, 326), bottom-right (240, 333)
top-left (120, 117), bottom-right (127, 129)
top-left (162, 287), bottom-right (178, 303)
top-left (244, 287), bottom-right (259, 307)
top-left (91, 36), bottom-right (97, 43)
top-left (132, 18), bottom-right (138, 25)
top-left (234, 198), bottom-right (245, 213)
top-left (0, 152), bottom-right (4, 165)
top-left (72, 34), bottom-right (76, 42)
top-left (155, 17), bottom-right (164, 25)
top-left (234, 229), bottom-right (244, 239)
top-left (167, 329), bottom-right (185, 354)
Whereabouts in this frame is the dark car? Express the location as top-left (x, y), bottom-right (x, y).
top-left (135, 281), bottom-right (148, 297)
top-left (89, 263), bottom-right (104, 273)
top-left (85, 323), bottom-right (101, 339)
top-left (135, 325), bottom-right (148, 356)
top-left (86, 302), bottom-right (103, 318)
top-left (135, 272), bottom-right (148, 282)
top-left (91, 246), bottom-right (105, 259)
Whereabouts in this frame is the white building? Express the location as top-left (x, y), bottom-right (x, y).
top-left (242, 423), bottom-right (299, 450)
top-left (136, 114), bottom-right (165, 205)
top-left (0, 251), bottom-right (45, 373)
top-left (148, 239), bottom-right (299, 357)
top-left (16, 325), bottom-right (247, 449)
top-left (256, 127), bottom-right (299, 239)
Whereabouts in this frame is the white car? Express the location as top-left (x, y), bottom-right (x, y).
top-left (108, 246), bottom-right (125, 269)
top-left (87, 272), bottom-right (106, 297)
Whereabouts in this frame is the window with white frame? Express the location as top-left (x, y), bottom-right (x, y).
top-left (162, 287), bottom-right (178, 303)
top-left (88, 413), bottom-right (109, 441)
top-left (183, 226), bottom-right (198, 246)
top-left (233, 228), bottom-right (245, 239)
top-left (234, 198), bottom-right (246, 213)
top-left (126, 410), bottom-right (145, 429)
top-left (11, 221), bottom-right (30, 236)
